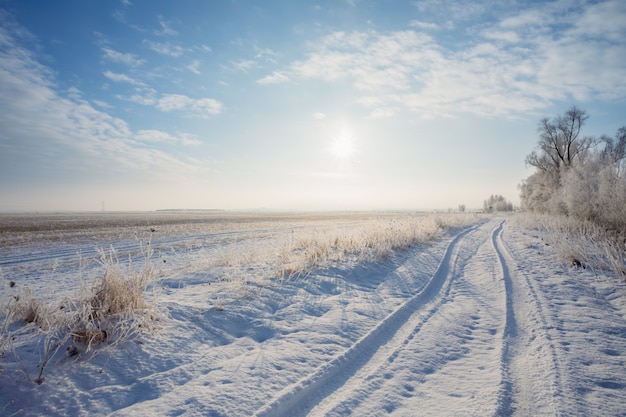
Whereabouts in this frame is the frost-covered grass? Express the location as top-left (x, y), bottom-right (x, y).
top-left (275, 213), bottom-right (467, 271)
top-left (197, 212), bottom-right (477, 305)
top-left (0, 240), bottom-right (161, 384)
top-left (512, 212), bottom-right (626, 279)
top-left (0, 211), bottom-right (475, 386)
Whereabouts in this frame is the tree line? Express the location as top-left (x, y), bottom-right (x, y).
top-left (519, 106), bottom-right (626, 231)
top-left (483, 194), bottom-right (513, 213)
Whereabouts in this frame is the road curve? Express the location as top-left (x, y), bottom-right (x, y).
top-left (255, 218), bottom-right (573, 417)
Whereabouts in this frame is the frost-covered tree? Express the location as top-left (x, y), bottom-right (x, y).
top-left (483, 195), bottom-right (513, 212)
top-left (519, 171), bottom-right (554, 213)
top-left (525, 106), bottom-right (595, 174)
top-left (521, 107), bottom-right (626, 231)
top-left (559, 152), bottom-right (626, 231)
top-left (599, 127), bottom-right (626, 173)
top-left (522, 107), bottom-right (595, 215)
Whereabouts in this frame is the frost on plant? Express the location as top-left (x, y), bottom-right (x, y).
top-left (519, 107), bottom-right (626, 278)
top-left (0, 241), bottom-right (161, 384)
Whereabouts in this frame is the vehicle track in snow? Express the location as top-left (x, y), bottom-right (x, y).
top-left (256, 219), bottom-right (566, 417)
top-left (494, 220), bottom-right (562, 416)
top-left (255, 220), bottom-right (500, 417)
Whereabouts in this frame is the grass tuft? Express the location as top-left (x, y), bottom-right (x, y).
top-left (513, 213), bottom-right (626, 279)
top-left (0, 240), bottom-right (161, 383)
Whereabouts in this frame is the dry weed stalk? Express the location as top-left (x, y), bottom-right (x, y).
top-left (204, 213), bottom-right (476, 311)
top-left (68, 245), bottom-right (158, 351)
top-left (515, 213), bottom-right (626, 279)
top-left (0, 239), bottom-right (161, 383)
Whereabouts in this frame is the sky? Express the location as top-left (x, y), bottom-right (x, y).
top-left (1, 0), bottom-right (625, 212)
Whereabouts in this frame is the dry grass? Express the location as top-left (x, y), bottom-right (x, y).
top-left (283, 213), bottom-right (472, 273)
top-left (1, 212), bottom-right (475, 381)
top-left (10, 287), bottom-right (45, 326)
top-left (202, 213), bottom-right (478, 308)
top-left (513, 212), bottom-right (626, 279)
top-left (67, 246), bottom-right (160, 351)
top-left (0, 241), bottom-right (160, 383)
top-left (91, 248), bottom-right (152, 313)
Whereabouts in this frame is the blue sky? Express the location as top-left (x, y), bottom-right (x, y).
top-left (1, 0), bottom-right (625, 211)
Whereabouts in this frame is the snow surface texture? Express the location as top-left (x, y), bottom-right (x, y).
top-left (1, 215), bottom-right (626, 416)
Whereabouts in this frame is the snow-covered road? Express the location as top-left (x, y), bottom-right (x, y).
top-left (256, 218), bottom-right (626, 416)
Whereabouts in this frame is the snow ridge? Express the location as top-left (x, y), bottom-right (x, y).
top-left (493, 220), bottom-right (561, 416)
top-left (254, 223), bottom-right (481, 417)
top-left (492, 220), bottom-right (517, 416)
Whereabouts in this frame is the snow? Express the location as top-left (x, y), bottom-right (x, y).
top-left (1, 213), bottom-right (626, 416)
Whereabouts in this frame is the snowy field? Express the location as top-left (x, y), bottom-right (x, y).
top-left (1, 212), bottom-right (626, 416)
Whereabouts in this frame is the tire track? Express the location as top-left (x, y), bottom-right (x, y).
top-left (254, 222), bottom-right (484, 417)
top-left (493, 220), bottom-right (562, 416)
top-left (492, 220), bottom-right (517, 416)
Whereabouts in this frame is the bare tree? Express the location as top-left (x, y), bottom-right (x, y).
top-left (525, 106), bottom-right (596, 172)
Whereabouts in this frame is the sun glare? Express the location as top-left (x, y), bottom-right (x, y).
top-left (331, 131), bottom-right (355, 160)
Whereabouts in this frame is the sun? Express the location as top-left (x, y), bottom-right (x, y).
top-left (330, 131), bottom-right (355, 160)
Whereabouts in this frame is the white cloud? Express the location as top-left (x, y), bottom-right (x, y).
top-left (482, 29), bottom-right (520, 43)
top-left (156, 94), bottom-right (223, 117)
top-left (409, 20), bottom-right (439, 30)
top-left (413, 0), bottom-right (490, 21)
top-left (197, 44), bottom-right (212, 53)
top-left (313, 112), bottom-right (327, 120)
top-left (145, 40), bottom-right (185, 57)
top-left (92, 99), bottom-right (112, 109)
top-left (0, 17), bottom-right (211, 193)
top-left (257, 71), bottom-right (289, 85)
top-left (155, 15), bottom-right (178, 37)
top-left (135, 130), bottom-right (200, 145)
top-left (368, 107), bottom-right (396, 119)
top-left (186, 60), bottom-right (201, 75)
top-left (126, 93), bottom-right (157, 106)
top-left (155, 94), bottom-right (189, 111)
top-left (500, 9), bottom-right (547, 29)
top-left (571, 0), bottom-right (626, 42)
top-left (267, 1), bottom-right (626, 118)
top-left (66, 86), bottom-right (82, 100)
top-left (255, 47), bottom-right (278, 62)
top-left (103, 70), bottom-right (142, 85)
top-left (357, 96), bottom-right (385, 107)
top-left (102, 47), bottom-right (144, 66)
top-left (291, 30), bottom-right (437, 91)
top-left (229, 59), bottom-right (257, 72)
